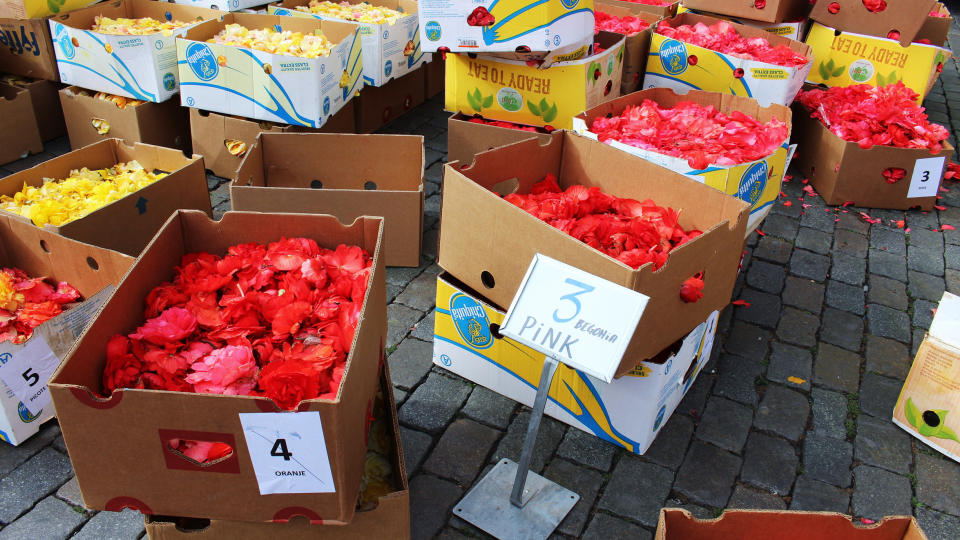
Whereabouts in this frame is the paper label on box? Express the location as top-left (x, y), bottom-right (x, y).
top-left (0, 336), bottom-right (59, 415)
top-left (930, 292), bottom-right (960, 349)
top-left (239, 411), bottom-right (336, 495)
top-left (907, 156), bottom-right (945, 198)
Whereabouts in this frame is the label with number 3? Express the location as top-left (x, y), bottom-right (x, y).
top-left (238, 411), bottom-right (336, 495)
top-left (907, 157), bottom-right (946, 198)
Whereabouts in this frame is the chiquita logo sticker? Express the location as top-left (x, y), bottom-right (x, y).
top-left (738, 161), bottom-right (769, 207)
top-left (450, 293), bottom-right (493, 349)
top-left (659, 39), bottom-right (688, 76)
top-left (185, 42), bottom-right (219, 81)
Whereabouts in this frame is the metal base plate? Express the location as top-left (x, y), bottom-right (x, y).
top-left (453, 459), bottom-right (579, 540)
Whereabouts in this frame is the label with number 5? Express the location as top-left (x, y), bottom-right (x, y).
top-left (0, 336), bottom-right (60, 415)
top-left (239, 411), bottom-right (336, 495)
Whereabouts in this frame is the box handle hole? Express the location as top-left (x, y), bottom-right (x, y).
top-left (481, 271), bottom-right (495, 289)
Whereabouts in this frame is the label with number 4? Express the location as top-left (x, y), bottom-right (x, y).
top-left (907, 157), bottom-right (945, 198)
top-left (238, 412), bottom-right (336, 495)
top-left (0, 336), bottom-right (61, 415)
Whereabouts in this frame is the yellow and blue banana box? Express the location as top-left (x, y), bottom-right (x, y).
top-left (418, 0), bottom-right (594, 53)
top-left (445, 31), bottom-right (624, 129)
top-left (0, 0), bottom-right (98, 20)
top-left (48, 0), bottom-right (223, 103)
top-left (572, 88), bottom-right (792, 235)
top-left (676, 5), bottom-right (808, 41)
top-left (270, 0), bottom-right (428, 87)
top-left (177, 13), bottom-right (363, 128)
top-left (804, 22), bottom-right (951, 103)
top-left (433, 273), bottom-right (719, 454)
top-left (643, 13), bottom-right (813, 107)
top-left (171, 0), bottom-right (273, 11)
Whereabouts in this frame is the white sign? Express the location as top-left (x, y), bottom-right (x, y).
top-left (239, 411), bottom-right (336, 495)
top-left (907, 157), bottom-right (946, 198)
top-left (500, 254), bottom-right (650, 383)
top-left (0, 336), bottom-right (60, 415)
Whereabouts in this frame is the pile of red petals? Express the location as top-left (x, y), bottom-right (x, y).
top-left (466, 6), bottom-right (494, 26)
top-left (595, 11), bottom-right (650, 36)
top-left (931, 9), bottom-right (949, 17)
top-left (0, 267), bottom-right (80, 344)
top-left (882, 167), bottom-right (906, 184)
top-left (589, 99), bottom-right (789, 169)
top-left (797, 83), bottom-right (949, 152)
top-left (944, 161), bottom-right (960, 180)
top-left (467, 115), bottom-right (552, 133)
top-left (656, 20), bottom-right (809, 67)
top-left (101, 238), bottom-right (372, 411)
top-left (862, 0), bottom-right (886, 12)
top-left (502, 174), bottom-right (701, 270)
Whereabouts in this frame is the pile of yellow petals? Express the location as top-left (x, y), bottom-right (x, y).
top-left (0, 273), bottom-right (23, 314)
top-left (297, 1), bottom-right (407, 25)
top-left (72, 88), bottom-right (144, 109)
top-left (0, 75), bottom-right (33, 87)
top-left (208, 24), bottom-right (333, 58)
top-left (0, 161), bottom-right (168, 227)
top-left (92, 15), bottom-right (192, 36)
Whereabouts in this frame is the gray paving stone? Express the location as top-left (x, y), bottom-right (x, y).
top-left (543, 459), bottom-right (604, 537)
top-left (400, 427), bottom-right (433, 477)
top-left (728, 485), bottom-right (786, 510)
top-left (833, 229), bottom-right (868, 258)
top-left (696, 397), bottom-right (753, 453)
top-left (947, 268), bottom-right (960, 294)
top-left (800, 207), bottom-right (836, 233)
top-left (754, 385), bottom-right (810, 442)
top-left (386, 265), bottom-right (422, 287)
top-left (678, 371), bottom-right (713, 417)
top-left (914, 298), bottom-right (939, 329)
top-left (868, 275), bottom-right (909, 311)
top-left (461, 386), bottom-right (516, 430)
top-left (747, 260), bottom-right (786, 294)
top-left (782, 277), bottom-right (825, 313)
top-left (825, 280), bottom-right (866, 315)
top-left (947, 244), bottom-right (960, 270)
top-left (803, 432), bottom-right (852, 488)
top-left (865, 335), bottom-right (911, 379)
top-left (754, 236), bottom-right (793, 264)
top-left (795, 227), bottom-right (832, 255)
top-left (0, 448), bottom-right (74, 522)
top-left (854, 415), bottom-right (912, 475)
top-left (831, 253), bottom-right (867, 286)
top-left (386, 283), bottom-right (402, 303)
top-left (0, 496), bottom-right (85, 540)
top-left (790, 477), bottom-right (850, 513)
top-left (490, 411), bottom-right (565, 473)
top-left (871, 227), bottom-right (906, 255)
top-left (436, 527), bottom-right (473, 540)
top-left (674, 441), bottom-right (742, 507)
top-left (852, 465), bottom-right (912, 521)
top-left (723, 321), bottom-right (771, 359)
top-left (740, 432), bottom-right (798, 495)
top-left (389, 338), bottom-right (435, 390)
top-left (410, 475), bottom-right (463, 540)
top-left (790, 249), bottom-right (830, 282)
top-left (55, 476), bottom-right (82, 508)
top-left (859, 373), bottom-right (903, 419)
top-left (642, 414), bottom-right (694, 471)
top-left (909, 246), bottom-right (945, 277)
top-left (776, 308), bottom-right (819, 348)
top-left (761, 214), bottom-right (800, 241)
top-left (72, 508), bottom-right (144, 540)
top-left (811, 388), bottom-right (848, 440)
top-left (916, 453), bottom-right (960, 516)
top-left (713, 354), bottom-right (763, 406)
top-left (598, 456), bottom-right (673, 527)
top-left (767, 342), bottom-right (812, 391)
top-left (909, 228), bottom-right (945, 251)
top-left (814, 343), bottom-right (861, 393)
top-left (556, 428), bottom-right (617, 472)
top-left (0, 423), bottom-right (60, 476)
top-left (388, 303), bottom-right (425, 348)
top-left (820, 307), bottom-right (865, 352)
top-left (836, 213), bottom-right (870, 235)
top-left (410, 309), bottom-right (436, 342)
top-left (869, 249), bottom-right (908, 281)
top-left (582, 513), bottom-right (652, 540)
top-left (733, 289), bottom-right (782, 329)
top-left (395, 272), bottom-right (438, 312)
top-left (399, 373), bottom-right (472, 434)
top-left (916, 507), bottom-right (960, 540)
top-left (867, 304), bottom-right (912, 343)
top-left (424, 419), bottom-right (500, 485)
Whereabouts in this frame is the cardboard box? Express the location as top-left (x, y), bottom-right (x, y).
top-left (423, 54), bottom-right (442, 98)
top-left (809, 0), bottom-right (936, 46)
top-left (417, 0), bottom-right (594, 54)
top-left (676, 6), bottom-right (808, 41)
top-left (680, 0), bottom-right (808, 24)
top-left (918, 3), bottom-right (951, 47)
top-left (894, 292), bottom-right (960, 463)
top-left (434, 273), bottom-right (718, 453)
top-left (446, 112), bottom-right (552, 165)
top-left (270, 0), bottom-right (428, 87)
top-left (595, 1), bottom-right (657, 94)
top-left (444, 32), bottom-right (625, 129)
top-left (0, 139), bottom-right (212, 256)
top-left (49, 0), bottom-right (224, 103)
top-left (48, 210), bottom-right (388, 524)
top-left (0, 18), bottom-right (59, 81)
top-left (2, 76), bottom-right (65, 141)
top-left (790, 100), bottom-right (952, 211)
top-left (143, 362), bottom-right (410, 539)
top-left (0, 82), bottom-right (42, 165)
top-left (572, 88), bottom-right (792, 233)
top-left (61, 86), bottom-right (191, 152)
top-left (0, 215), bottom-right (132, 446)
top-left (643, 13), bottom-right (813, 107)
top-left (803, 22), bottom-right (951, 102)
top-left (655, 508), bottom-right (928, 539)
top-left (354, 68), bottom-right (425, 133)
top-left (601, 0), bottom-right (676, 18)
top-left (172, 0), bottom-right (273, 12)
top-left (177, 13), bottom-right (363, 128)
top-left (190, 103), bottom-right (355, 179)
top-left (438, 131), bottom-right (749, 375)
top-left (232, 132), bottom-right (423, 267)
top-left (0, 0), bottom-right (97, 19)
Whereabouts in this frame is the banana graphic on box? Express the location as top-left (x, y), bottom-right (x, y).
top-left (340, 31), bottom-right (363, 99)
top-left (480, 0), bottom-right (593, 45)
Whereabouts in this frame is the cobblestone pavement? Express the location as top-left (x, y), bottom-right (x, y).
top-left (3, 21), bottom-right (960, 540)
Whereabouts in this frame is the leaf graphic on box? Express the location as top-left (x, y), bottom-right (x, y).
top-left (937, 424), bottom-right (960, 442)
top-left (482, 94), bottom-right (493, 108)
top-left (876, 72), bottom-right (886, 86)
top-left (466, 91), bottom-right (481, 111)
top-left (826, 58), bottom-right (835, 71)
top-left (538, 98), bottom-right (549, 114)
top-left (48, 0), bottom-right (59, 12)
top-left (472, 88), bottom-right (483, 103)
top-left (905, 398), bottom-right (920, 428)
top-left (888, 70), bottom-right (899, 83)
top-left (542, 103), bottom-right (558, 123)
top-left (818, 61), bottom-right (831, 80)
top-left (528, 100), bottom-right (540, 116)
top-left (832, 65), bottom-right (845, 77)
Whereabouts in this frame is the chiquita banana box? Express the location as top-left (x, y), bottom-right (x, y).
top-left (804, 22), bottom-right (951, 103)
top-left (418, 0), bottom-right (594, 53)
top-left (676, 5), bottom-right (808, 41)
top-left (433, 274), bottom-right (718, 454)
top-left (170, 0), bottom-right (270, 12)
top-left (0, 0), bottom-right (98, 20)
top-left (445, 32), bottom-right (624, 129)
top-left (270, 0), bottom-right (427, 87)
top-left (177, 14), bottom-right (363, 128)
top-left (643, 13), bottom-right (813, 107)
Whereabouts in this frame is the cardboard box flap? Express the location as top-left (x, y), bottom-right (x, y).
top-left (664, 12), bottom-right (812, 56)
top-left (275, 0), bottom-right (411, 15)
top-left (929, 292), bottom-right (960, 350)
top-left (808, 0), bottom-right (935, 46)
top-left (595, 1), bottom-right (662, 24)
top-left (182, 11), bottom-right (358, 43)
top-left (52, 0), bottom-right (225, 31)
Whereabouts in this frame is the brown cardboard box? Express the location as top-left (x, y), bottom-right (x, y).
top-left (0, 18), bottom-right (58, 81)
top-left (354, 69), bottom-right (425, 133)
top-left (446, 112), bottom-right (552, 166)
top-left (791, 101), bottom-right (952, 211)
top-left (602, 0), bottom-right (676, 18)
top-left (48, 210), bottom-right (388, 525)
top-left (423, 56), bottom-right (443, 99)
top-left (143, 362), bottom-right (410, 540)
top-left (11, 78), bottom-right (65, 142)
top-left (655, 508), bottom-right (928, 539)
top-left (190, 102), bottom-right (355, 180)
top-left (232, 132), bottom-right (424, 267)
top-left (438, 132), bottom-right (749, 376)
top-left (917, 2), bottom-right (951, 46)
top-left (0, 139), bottom-right (212, 256)
top-left (0, 82), bottom-right (42, 165)
top-left (809, 0), bottom-right (935, 45)
top-left (681, 0), bottom-right (809, 24)
top-left (61, 87), bottom-right (190, 152)
top-left (595, 1), bottom-right (658, 95)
